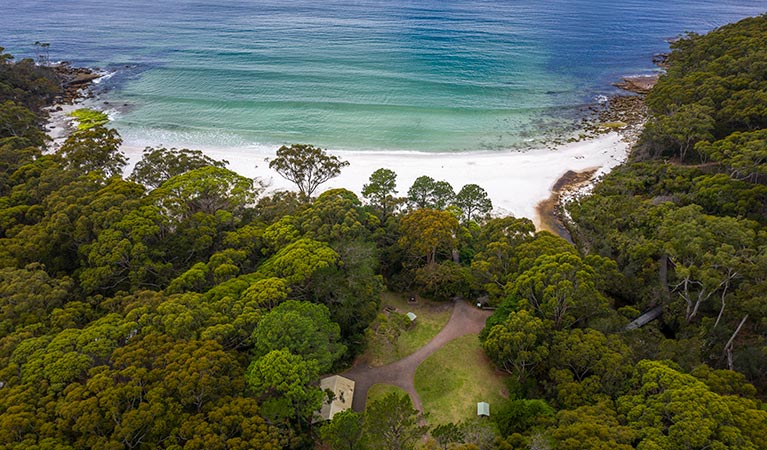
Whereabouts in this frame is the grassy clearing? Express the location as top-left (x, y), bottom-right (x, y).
top-left (366, 383), bottom-right (408, 407)
top-left (414, 334), bottom-right (508, 425)
top-left (366, 292), bottom-right (452, 367)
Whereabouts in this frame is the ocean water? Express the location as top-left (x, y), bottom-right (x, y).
top-left (1, 0), bottom-right (764, 152)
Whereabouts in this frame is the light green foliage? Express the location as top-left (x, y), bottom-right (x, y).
top-left (245, 349), bottom-right (324, 422)
top-left (363, 393), bottom-right (429, 450)
top-left (267, 143), bottom-right (349, 197)
top-left (252, 300), bottom-right (346, 373)
top-left (258, 237), bottom-right (339, 286)
top-left (690, 365), bottom-right (758, 398)
top-left (151, 166), bottom-right (257, 220)
top-left (241, 277), bottom-right (290, 310)
top-left (262, 215), bottom-right (300, 252)
top-left (550, 402), bottom-right (636, 450)
top-left (511, 252), bottom-right (612, 329)
top-left (69, 108), bottom-right (108, 130)
top-left (482, 309), bottom-right (548, 383)
top-left (617, 360), bottom-right (767, 450)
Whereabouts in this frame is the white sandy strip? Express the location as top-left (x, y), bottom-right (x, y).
top-left (46, 102), bottom-right (628, 228)
top-left (119, 133), bottom-right (629, 228)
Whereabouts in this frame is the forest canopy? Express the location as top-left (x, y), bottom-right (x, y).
top-left (1, 14), bottom-right (767, 450)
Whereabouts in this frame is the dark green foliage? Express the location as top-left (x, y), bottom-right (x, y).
top-left (268, 143), bottom-right (349, 197)
top-left (130, 146), bottom-right (229, 189)
top-left (363, 393), bottom-right (429, 450)
top-left (414, 261), bottom-right (470, 301)
top-left (0, 49), bottom-right (60, 112)
top-left (407, 175), bottom-right (455, 210)
top-left (320, 409), bottom-right (366, 450)
top-left (0, 100), bottom-right (47, 148)
top-left (432, 422), bottom-right (465, 449)
top-left (56, 125), bottom-right (126, 177)
top-left (454, 183), bottom-right (493, 224)
top-left (362, 167), bottom-right (401, 218)
top-left (495, 398), bottom-right (554, 436)
top-left (640, 14), bottom-right (767, 160)
top-left (2, 22), bottom-right (767, 448)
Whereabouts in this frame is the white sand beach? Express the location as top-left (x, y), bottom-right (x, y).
top-left (47, 100), bottom-right (630, 229)
top-left (121, 133), bottom-right (630, 228)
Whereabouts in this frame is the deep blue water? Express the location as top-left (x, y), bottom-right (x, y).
top-left (1, 0), bottom-right (764, 151)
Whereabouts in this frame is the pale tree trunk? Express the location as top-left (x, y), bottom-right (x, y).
top-left (724, 314), bottom-right (748, 371)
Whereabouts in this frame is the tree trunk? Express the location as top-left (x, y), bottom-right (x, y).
top-left (724, 314), bottom-right (748, 371)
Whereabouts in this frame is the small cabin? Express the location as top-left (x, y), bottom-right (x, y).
top-left (477, 401), bottom-right (490, 417)
top-left (317, 375), bottom-right (355, 421)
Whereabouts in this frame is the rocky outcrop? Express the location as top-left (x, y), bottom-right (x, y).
top-left (612, 74), bottom-right (660, 94)
top-left (52, 63), bottom-right (101, 103)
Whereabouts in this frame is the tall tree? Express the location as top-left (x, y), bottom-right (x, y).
top-left (245, 349), bottom-right (324, 424)
top-left (362, 168), bottom-right (400, 218)
top-left (56, 125), bottom-right (126, 177)
top-left (407, 176), bottom-right (455, 210)
top-left (130, 146), bottom-right (228, 189)
top-left (151, 166), bottom-right (258, 220)
top-left (320, 409), bottom-right (366, 450)
top-left (267, 144), bottom-right (349, 197)
top-left (364, 393), bottom-right (429, 450)
top-left (454, 183), bottom-right (493, 224)
top-left (398, 209), bottom-right (459, 266)
top-left (252, 300), bottom-right (346, 373)
top-left (482, 309), bottom-right (549, 384)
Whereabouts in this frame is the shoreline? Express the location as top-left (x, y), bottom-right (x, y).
top-left (535, 168), bottom-right (598, 240)
top-left (45, 67), bottom-right (646, 230)
top-left (119, 131), bottom-right (630, 228)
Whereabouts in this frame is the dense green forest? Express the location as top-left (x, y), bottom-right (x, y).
top-left (1, 13), bottom-right (766, 450)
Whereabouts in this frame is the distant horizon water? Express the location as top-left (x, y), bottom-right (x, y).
top-left (2, 0), bottom-right (764, 152)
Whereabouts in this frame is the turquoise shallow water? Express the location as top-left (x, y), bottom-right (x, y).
top-left (1, 0), bottom-right (764, 151)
